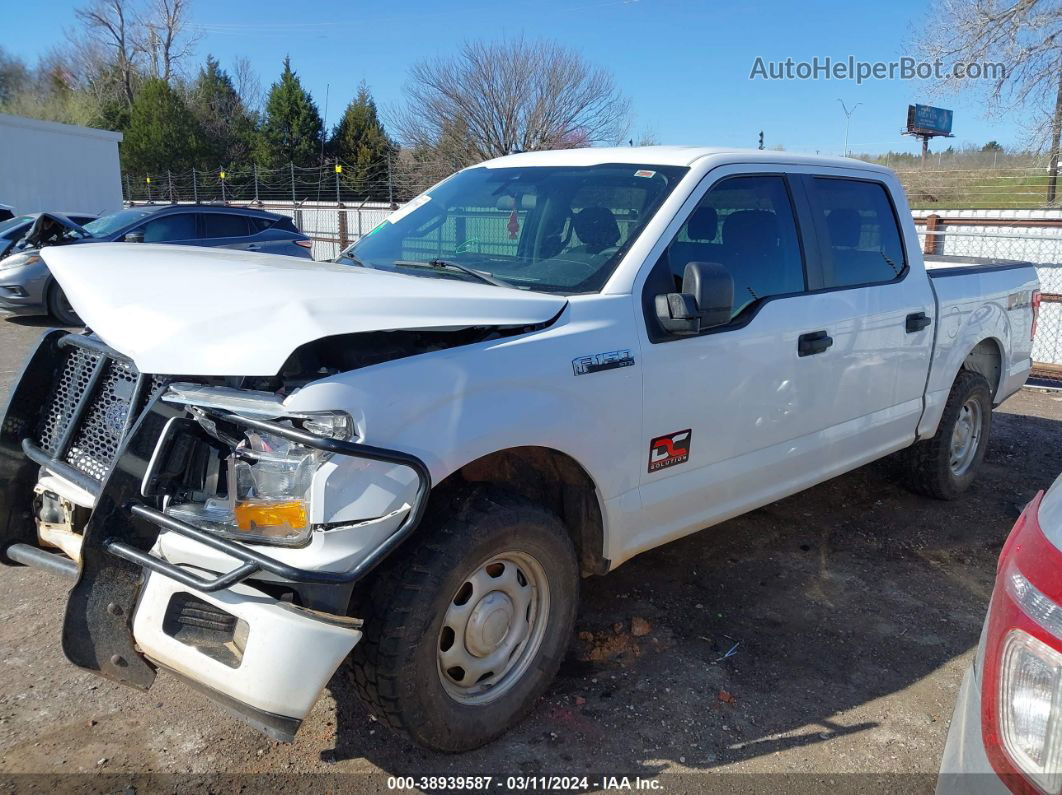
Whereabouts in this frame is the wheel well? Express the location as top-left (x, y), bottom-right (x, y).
top-left (435, 447), bottom-right (608, 577)
top-left (962, 338), bottom-right (1003, 400)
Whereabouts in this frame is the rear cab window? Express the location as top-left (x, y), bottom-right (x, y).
top-left (807, 177), bottom-right (907, 288)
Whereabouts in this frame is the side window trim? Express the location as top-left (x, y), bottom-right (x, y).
top-left (802, 175), bottom-right (909, 292)
top-left (789, 174), bottom-right (830, 291)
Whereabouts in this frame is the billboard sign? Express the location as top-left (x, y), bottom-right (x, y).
top-left (906, 104), bottom-right (953, 136)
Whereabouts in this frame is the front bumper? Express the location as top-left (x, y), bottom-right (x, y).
top-left (0, 259), bottom-right (50, 314)
top-left (0, 330), bottom-right (431, 741)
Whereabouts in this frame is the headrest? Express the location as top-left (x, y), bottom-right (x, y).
top-left (573, 206), bottom-right (621, 253)
top-left (686, 206), bottom-right (718, 241)
top-left (826, 208), bottom-right (862, 248)
top-left (495, 194), bottom-right (537, 211)
top-left (722, 210), bottom-right (778, 255)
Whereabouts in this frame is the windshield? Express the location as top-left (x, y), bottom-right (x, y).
top-left (83, 208), bottom-right (152, 238)
top-left (0, 215), bottom-right (32, 239)
top-left (338, 163), bottom-right (688, 293)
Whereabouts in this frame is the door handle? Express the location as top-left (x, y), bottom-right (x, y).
top-left (906, 312), bottom-right (932, 333)
top-left (798, 330), bottom-right (833, 356)
top-left (246, 243), bottom-right (262, 251)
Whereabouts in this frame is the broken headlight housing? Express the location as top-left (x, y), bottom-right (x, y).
top-left (162, 384), bottom-right (353, 547)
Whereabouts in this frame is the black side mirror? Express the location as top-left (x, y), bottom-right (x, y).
top-left (123, 230), bottom-right (144, 243)
top-left (654, 261), bottom-right (733, 335)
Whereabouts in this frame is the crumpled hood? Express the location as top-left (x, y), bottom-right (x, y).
top-left (42, 243), bottom-right (567, 376)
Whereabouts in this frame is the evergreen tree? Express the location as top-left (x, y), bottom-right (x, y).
top-left (329, 82), bottom-right (395, 200)
top-left (189, 55), bottom-right (257, 168)
top-left (121, 78), bottom-right (202, 175)
top-left (255, 57), bottom-right (323, 168)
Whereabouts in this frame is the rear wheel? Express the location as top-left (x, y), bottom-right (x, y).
top-left (46, 280), bottom-right (82, 327)
top-left (902, 369), bottom-right (993, 500)
top-left (349, 487), bottom-right (579, 752)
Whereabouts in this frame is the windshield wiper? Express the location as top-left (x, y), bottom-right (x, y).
top-left (394, 259), bottom-right (512, 288)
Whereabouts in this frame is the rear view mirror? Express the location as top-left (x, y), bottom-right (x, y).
top-left (654, 261), bottom-right (733, 336)
top-left (124, 230), bottom-right (144, 243)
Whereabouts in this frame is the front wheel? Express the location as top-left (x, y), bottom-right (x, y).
top-left (349, 487), bottom-right (579, 752)
top-left (46, 280), bottom-right (82, 327)
top-left (902, 369), bottom-right (993, 500)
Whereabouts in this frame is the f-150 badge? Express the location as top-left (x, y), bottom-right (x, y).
top-left (648, 429), bottom-right (691, 472)
top-left (572, 349), bottom-right (635, 376)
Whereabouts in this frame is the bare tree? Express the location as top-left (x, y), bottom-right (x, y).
top-left (74, 0), bottom-right (139, 105)
top-left (916, 0), bottom-right (1062, 200)
top-left (396, 37), bottom-right (631, 167)
top-left (232, 55), bottom-right (262, 113)
top-left (136, 0), bottom-right (200, 83)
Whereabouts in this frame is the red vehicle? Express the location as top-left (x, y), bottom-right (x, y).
top-left (938, 473), bottom-right (1062, 794)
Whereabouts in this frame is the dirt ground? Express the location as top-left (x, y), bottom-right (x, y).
top-left (0, 313), bottom-right (1060, 793)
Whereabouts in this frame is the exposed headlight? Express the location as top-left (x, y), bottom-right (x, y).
top-left (0, 253), bottom-right (40, 270)
top-left (168, 426), bottom-right (321, 546)
top-left (162, 384), bottom-right (354, 546)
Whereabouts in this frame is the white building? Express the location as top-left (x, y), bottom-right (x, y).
top-left (0, 113), bottom-right (123, 216)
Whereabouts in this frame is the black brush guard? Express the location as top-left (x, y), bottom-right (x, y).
top-left (0, 330), bottom-right (430, 694)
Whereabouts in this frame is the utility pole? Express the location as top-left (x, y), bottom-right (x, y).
top-left (837, 99), bottom-right (862, 157)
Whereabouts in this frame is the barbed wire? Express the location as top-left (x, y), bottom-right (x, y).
top-left (122, 158), bottom-right (1062, 209)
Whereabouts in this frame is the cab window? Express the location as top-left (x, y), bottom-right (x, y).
top-left (810, 178), bottom-right (906, 288)
top-left (665, 175), bottom-right (806, 320)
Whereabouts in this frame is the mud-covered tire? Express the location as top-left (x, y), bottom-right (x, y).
top-left (46, 280), bottom-right (82, 327)
top-left (902, 369), bottom-right (993, 500)
top-left (349, 487), bottom-right (579, 752)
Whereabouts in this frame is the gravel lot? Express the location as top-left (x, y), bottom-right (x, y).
top-left (1, 313), bottom-right (1060, 792)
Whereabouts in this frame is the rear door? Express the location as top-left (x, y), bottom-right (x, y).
top-left (793, 169), bottom-right (935, 451)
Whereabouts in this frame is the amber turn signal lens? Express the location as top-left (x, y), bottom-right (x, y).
top-left (234, 499), bottom-right (308, 532)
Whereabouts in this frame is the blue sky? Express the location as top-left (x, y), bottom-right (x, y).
top-left (3, 0), bottom-right (1027, 156)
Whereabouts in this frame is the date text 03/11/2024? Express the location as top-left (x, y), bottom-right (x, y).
top-left (386, 776), bottom-right (664, 790)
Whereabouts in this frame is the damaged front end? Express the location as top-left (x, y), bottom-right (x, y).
top-left (0, 331), bottom-right (430, 741)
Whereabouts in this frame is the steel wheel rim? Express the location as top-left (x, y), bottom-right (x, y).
top-left (949, 398), bottom-right (983, 477)
top-left (437, 551), bottom-right (549, 704)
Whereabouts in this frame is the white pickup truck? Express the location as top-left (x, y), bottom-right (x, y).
top-left (0, 147), bottom-right (1041, 752)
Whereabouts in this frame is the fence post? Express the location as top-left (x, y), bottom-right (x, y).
top-left (291, 163), bottom-right (297, 206)
top-left (254, 164), bottom-right (260, 204)
top-left (923, 214), bottom-right (943, 256)
top-left (167, 170), bottom-right (174, 203)
top-left (338, 207), bottom-right (349, 250)
top-left (192, 168), bottom-right (198, 203)
top-left (123, 174), bottom-right (131, 202)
